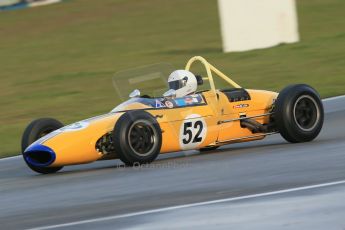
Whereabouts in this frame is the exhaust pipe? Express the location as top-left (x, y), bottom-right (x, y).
top-left (240, 118), bottom-right (271, 133)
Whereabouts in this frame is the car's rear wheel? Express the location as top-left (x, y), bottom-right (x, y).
top-left (112, 111), bottom-right (162, 166)
top-left (274, 84), bottom-right (324, 143)
top-left (22, 118), bottom-right (64, 174)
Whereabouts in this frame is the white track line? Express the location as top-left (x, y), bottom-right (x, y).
top-left (28, 179), bottom-right (345, 230)
top-left (0, 155), bottom-right (20, 162)
top-left (323, 94), bottom-right (345, 102)
top-left (1, 94), bottom-right (345, 163)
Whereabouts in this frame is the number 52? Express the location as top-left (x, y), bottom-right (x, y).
top-left (182, 121), bottom-right (203, 144)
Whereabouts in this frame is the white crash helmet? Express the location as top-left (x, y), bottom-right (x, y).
top-left (167, 70), bottom-right (197, 98)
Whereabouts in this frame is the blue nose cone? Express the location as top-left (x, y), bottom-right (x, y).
top-left (24, 144), bottom-right (56, 167)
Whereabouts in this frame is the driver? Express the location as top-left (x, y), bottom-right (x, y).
top-left (166, 70), bottom-right (197, 98)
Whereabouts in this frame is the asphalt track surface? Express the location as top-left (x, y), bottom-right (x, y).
top-left (0, 96), bottom-right (345, 230)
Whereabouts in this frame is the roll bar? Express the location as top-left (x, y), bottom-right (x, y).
top-left (185, 56), bottom-right (241, 95)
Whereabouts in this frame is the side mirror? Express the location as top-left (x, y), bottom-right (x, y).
top-left (163, 89), bottom-right (176, 99)
top-left (129, 89), bottom-right (140, 98)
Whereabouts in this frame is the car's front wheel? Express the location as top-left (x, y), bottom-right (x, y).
top-left (21, 118), bottom-right (64, 174)
top-left (112, 111), bottom-right (162, 166)
top-left (274, 84), bottom-right (324, 143)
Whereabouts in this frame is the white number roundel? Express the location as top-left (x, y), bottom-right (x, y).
top-left (60, 121), bottom-right (89, 132)
top-left (179, 114), bottom-right (207, 150)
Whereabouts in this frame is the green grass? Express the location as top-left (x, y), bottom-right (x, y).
top-left (0, 0), bottom-right (344, 157)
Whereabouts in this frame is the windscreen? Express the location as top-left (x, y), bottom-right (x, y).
top-left (112, 63), bottom-right (175, 102)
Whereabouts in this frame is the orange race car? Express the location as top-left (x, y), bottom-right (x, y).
top-left (21, 56), bottom-right (324, 174)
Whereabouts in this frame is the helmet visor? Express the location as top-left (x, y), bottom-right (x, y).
top-left (169, 80), bottom-right (182, 90)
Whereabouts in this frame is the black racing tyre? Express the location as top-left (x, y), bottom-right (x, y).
top-left (112, 111), bottom-right (162, 166)
top-left (199, 146), bottom-right (219, 152)
top-left (21, 118), bottom-right (64, 174)
top-left (274, 84), bottom-right (324, 143)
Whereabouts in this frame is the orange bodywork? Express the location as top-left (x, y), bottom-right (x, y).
top-left (28, 56), bottom-right (278, 167)
top-left (41, 88), bottom-right (277, 167)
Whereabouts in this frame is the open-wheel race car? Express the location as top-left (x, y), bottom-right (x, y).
top-left (22, 56), bottom-right (324, 174)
